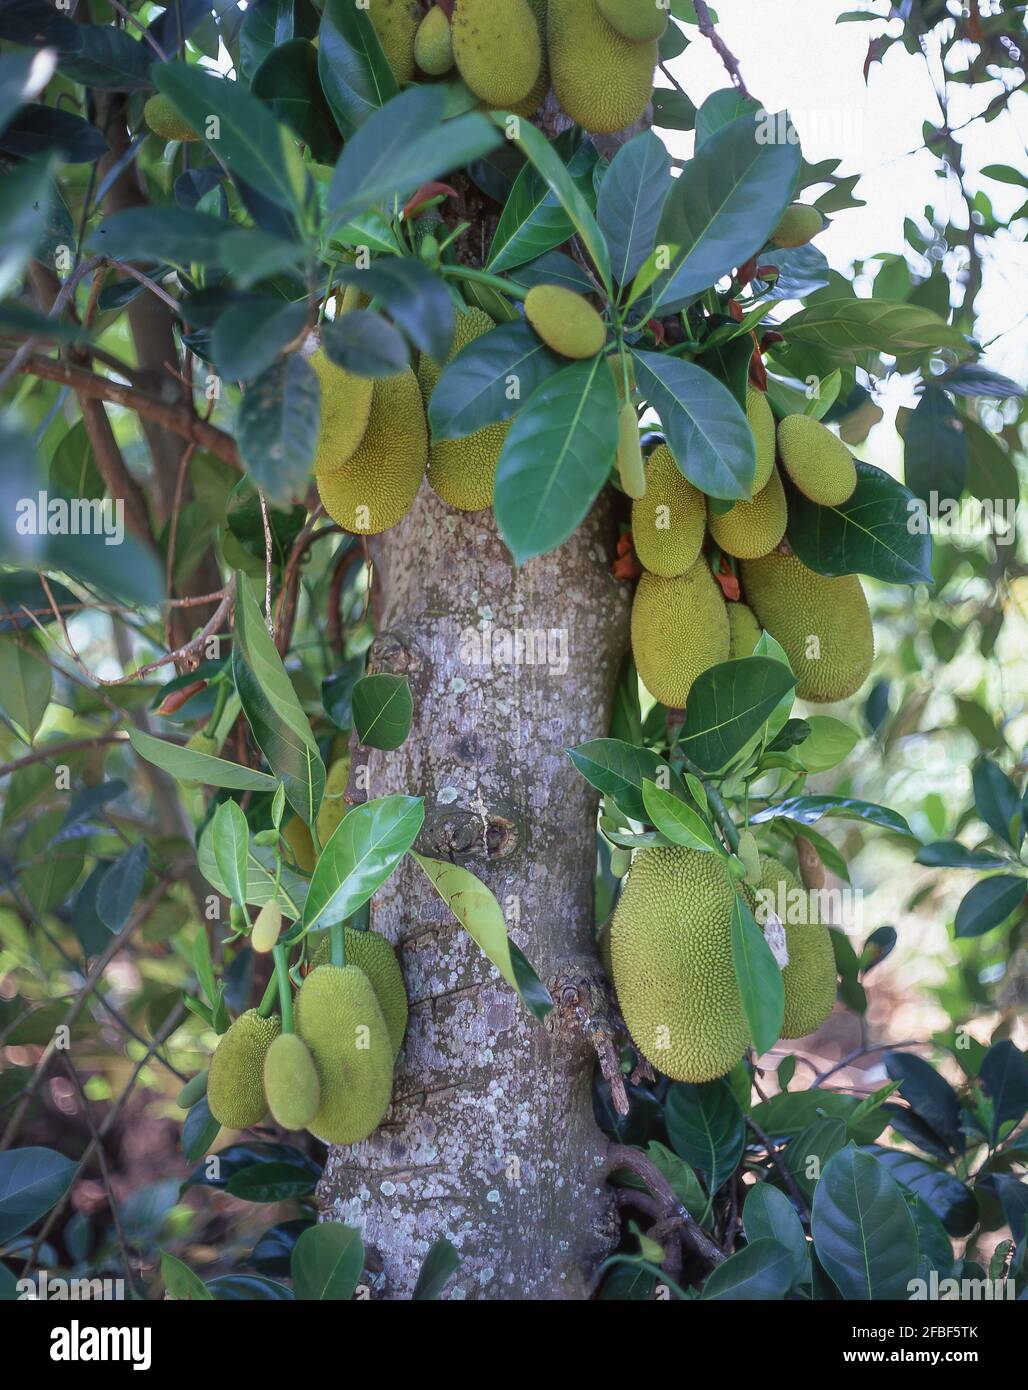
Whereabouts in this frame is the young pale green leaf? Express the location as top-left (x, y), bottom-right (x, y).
top-left (414, 854), bottom-right (552, 1021)
top-left (677, 658), bottom-right (797, 772)
top-left (795, 716), bottom-right (860, 773)
top-left (811, 1148), bottom-right (919, 1300)
top-left (641, 779), bottom-right (718, 852)
top-left (302, 795), bottom-right (424, 932)
top-left (197, 821), bottom-right (307, 921)
top-left (352, 674), bottom-right (413, 751)
top-left (211, 800), bottom-right (250, 911)
top-left (233, 576), bottom-right (325, 826)
top-left (782, 298), bottom-right (970, 359)
top-left (127, 727), bottom-right (278, 792)
top-left (291, 1222), bottom-right (364, 1301)
top-left (161, 1251), bottom-right (213, 1301)
top-left (730, 894), bottom-right (785, 1055)
top-left (567, 739), bottom-right (687, 823)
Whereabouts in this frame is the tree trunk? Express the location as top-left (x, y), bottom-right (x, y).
top-left (318, 480), bottom-right (630, 1299)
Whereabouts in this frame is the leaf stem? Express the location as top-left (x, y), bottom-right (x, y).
top-left (677, 752), bottom-right (741, 853)
top-left (330, 919), bottom-right (346, 968)
top-left (273, 943), bottom-right (293, 1032)
top-left (439, 264), bottom-right (527, 301)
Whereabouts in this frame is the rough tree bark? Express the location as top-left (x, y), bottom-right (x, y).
top-left (318, 481), bottom-right (631, 1299)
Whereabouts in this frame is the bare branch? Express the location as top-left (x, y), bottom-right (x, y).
top-left (693, 1), bottom-right (752, 100)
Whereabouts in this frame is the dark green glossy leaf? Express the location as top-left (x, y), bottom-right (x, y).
top-left (866, 1146), bottom-right (977, 1238)
top-left (665, 1081), bottom-right (745, 1197)
top-left (93, 205), bottom-right (226, 268)
top-left (567, 738), bottom-right (686, 823)
top-left (226, 1162), bottom-right (319, 1203)
top-left (302, 795), bottom-right (424, 932)
top-left (884, 1051), bottom-right (964, 1155)
top-left (252, 38), bottom-right (339, 165)
top-left (811, 1147), bottom-right (919, 1300)
top-left (0, 1146), bottom-right (77, 1243)
top-left (291, 1221), bottom-right (364, 1300)
top-left (731, 894), bottom-right (785, 1055)
top-left (352, 673), bottom-right (413, 751)
top-left (784, 1116), bottom-right (848, 1199)
top-left (317, 0), bottom-right (397, 138)
top-left (954, 875), bottom-right (1025, 938)
top-left (750, 794), bottom-right (912, 837)
top-left (743, 1183), bottom-right (810, 1288)
top-left (701, 1237), bottom-right (795, 1300)
top-left (335, 259), bottom-right (453, 361)
top-left (915, 840), bottom-right (1005, 870)
top-left (972, 758), bottom-right (1023, 848)
top-left (488, 129), bottom-right (598, 275)
top-left (181, 1097), bottom-right (220, 1168)
top-left (597, 129), bottom-right (673, 290)
top-left (428, 319), bottom-right (562, 441)
top-left (678, 657), bottom-right (797, 771)
top-left (96, 841), bottom-right (148, 933)
top-left (237, 354), bottom-right (320, 505)
top-left (979, 1040), bottom-right (1028, 1146)
top-left (903, 388), bottom-right (968, 503)
top-left (210, 299), bottom-right (309, 383)
top-left (320, 310), bottom-right (410, 377)
top-left (0, 103), bottom-right (107, 162)
top-left (412, 1238), bottom-right (460, 1300)
top-left (207, 1274), bottom-right (294, 1300)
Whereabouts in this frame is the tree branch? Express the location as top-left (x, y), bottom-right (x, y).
top-left (693, 1), bottom-right (752, 99)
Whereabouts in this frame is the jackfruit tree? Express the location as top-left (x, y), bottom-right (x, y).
top-left (0, 0), bottom-right (1026, 1315)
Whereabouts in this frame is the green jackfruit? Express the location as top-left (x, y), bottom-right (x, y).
top-left (777, 414), bottom-right (857, 507)
top-left (263, 1031), bottom-right (320, 1130)
top-left (707, 467), bottom-right (788, 560)
top-left (747, 385), bottom-right (776, 492)
top-left (452, 0), bottom-right (542, 108)
top-left (295, 965), bottom-right (394, 1145)
top-left (610, 847), bottom-right (750, 1082)
top-left (751, 858), bottom-right (836, 1038)
top-left (309, 349), bottom-right (374, 477)
top-left (310, 929), bottom-right (408, 1056)
top-left (418, 307), bottom-right (509, 511)
top-left (632, 559), bottom-right (730, 708)
top-left (771, 203), bottom-right (824, 249)
top-left (207, 1009), bottom-right (280, 1129)
top-left (549, 0), bottom-right (657, 134)
top-left (741, 551), bottom-right (874, 703)
top-left (524, 284), bottom-right (606, 359)
top-left (727, 602), bottom-right (761, 659)
top-left (415, 6), bottom-right (454, 75)
top-left (631, 444), bottom-right (705, 576)
top-left (616, 402), bottom-right (646, 499)
top-left (369, 0), bottom-right (420, 83)
top-left (506, 0), bottom-right (550, 115)
top-left (282, 816), bottom-right (316, 873)
top-left (144, 93), bottom-right (199, 143)
top-left (596, 0), bottom-right (667, 42)
top-left (317, 368), bottom-right (427, 534)
top-left (317, 754), bottom-right (351, 846)
top-left (176, 1069), bottom-right (207, 1110)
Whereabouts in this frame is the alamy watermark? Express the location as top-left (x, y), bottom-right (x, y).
top-left (17, 1270), bottom-right (125, 1300)
top-left (907, 492), bottom-right (1017, 546)
top-left (755, 106), bottom-right (865, 158)
top-left (15, 491), bottom-right (124, 546)
top-left (459, 622), bottom-right (569, 676)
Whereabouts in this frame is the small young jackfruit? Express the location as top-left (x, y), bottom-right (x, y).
top-left (777, 414), bottom-right (857, 507)
top-left (263, 1031), bottom-right (320, 1130)
top-left (524, 285), bottom-right (606, 359)
top-left (549, 0), bottom-right (658, 134)
top-left (452, 0), bottom-right (542, 109)
top-left (294, 965), bottom-right (394, 1145)
top-left (747, 384), bottom-right (776, 492)
top-left (207, 1009), bottom-right (280, 1130)
top-left (309, 349), bottom-right (374, 478)
top-left (631, 559), bottom-right (730, 708)
top-left (176, 1069), bottom-right (208, 1110)
top-left (282, 816), bottom-right (316, 873)
top-left (596, 0), bottom-right (667, 42)
top-left (740, 551), bottom-right (874, 703)
top-left (631, 444), bottom-right (705, 576)
top-left (309, 928), bottom-right (408, 1056)
top-left (369, 0), bottom-right (421, 83)
top-left (418, 307), bottom-right (509, 511)
top-left (727, 602), bottom-right (761, 659)
top-left (414, 6), bottom-right (454, 75)
top-left (144, 93), bottom-right (199, 143)
top-left (317, 368), bottom-right (427, 534)
top-left (250, 900), bottom-right (282, 954)
top-left (616, 402), bottom-right (646, 499)
top-left (316, 754), bottom-right (351, 846)
top-left (771, 203), bottom-right (825, 249)
top-left (707, 467), bottom-right (788, 560)
top-left (610, 847), bottom-right (751, 1082)
top-left (751, 857), bottom-right (836, 1038)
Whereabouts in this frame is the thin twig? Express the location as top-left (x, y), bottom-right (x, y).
top-left (603, 1144), bottom-right (727, 1268)
top-left (745, 1115), bottom-right (810, 1220)
top-left (0, 732), bottom-right (128, 778)
top-left (693, 1), bottom-right (752, 99)
top-left (259, 488), bottom-right (275, 635)
top-left (809, 1040), bottom-right (921, 1090)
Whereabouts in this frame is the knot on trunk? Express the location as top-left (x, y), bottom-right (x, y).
top-left (417, 802), bottom-right (521, 863)
top-left (368, 629), bottom-right (422, 684)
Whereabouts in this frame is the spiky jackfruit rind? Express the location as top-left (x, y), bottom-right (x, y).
top-left (309, 349), bottom-right (374, 477)
top-left (610, 847), bottom-right (751, 1082)
top-left (207, 1009), bottom-right (280, 1129)
top-left (452, 0), bottom-right (542, 108)
top-left (524, 284), bottom-right (606, 360)
top-left (747, 385), bottom-right (776, 493)
top-left (369, 0), bottom-right (421, 83)
top-left (310, 928), bottom-right (408, 1056)
top-left (316, 368), bottom-right (427, 534)
top-left (595, 0), bottom-right (668, 42)
top-left (631, 443), bottom-right (705, 575)
top-left (727, 602), bottom-right (761, 659)
top-left (777, 414), bottom-right (857, 507)
top-left (419, 307), bottom-right (509, 511)
top-left (144, 93), bottom-right (200, 143)
top-left (263, 1031), bottom-right (321, 1131)
top-left (740, 551), bottom-right (874, 704)
top-left (548, 0), bottom-right (657, 134)
top-left (631, 559), bottom-right (730, 708)
top-left (708, 467), bottom-right (788, 560)
top-left (751, 858), bottom-right (836, 1038)
top-left (414, 6), bottom-right (455, 75)
top-left (295, 965), bottom-right (394, 1145)
top-left (771, 203), bottom-right (824, 249)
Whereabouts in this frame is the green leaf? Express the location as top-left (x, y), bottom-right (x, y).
top-left (751, 1090), bottom-right (889, 1146)
top-left (233, 576), bottom-right (325, 825)
top-left (488, 129), bottom-right (599, 275)
top-left (237, 354), bottom-right (321, 507)
top-left (784, 1116), bottom-right (848, 1199)
top-left (649, 110), bottom-right (801, 318)
top-left (252, 39), bottom-right (339, 165)
top-left (678, 657), bottom-right (797, 772)
top-left (665, 1081), bottom-right (745, 1197)
top-left (972, 758), bottom-right (1023, 848)
top-left (291, 1222), bottom-right (364, 1300)
top-left (96, 842), bottom-right (148, 933)
top-left (979, 1041), bottom-right (1028, 1146)
top-left (428, 319), bottom-right (561, 441)
top-left (811, 1147), bottom-right (919, 1300)
top-left (154, 61), bottom-right (301, 212)
top-left (795, 716), bottom-right (859, 773)
top-left (211, 299), bottom-right (310, 384)
top-left (302, 795), bottom-right (424, 932)
top-left (0, 572), bottom-right (77, 634)
top-left (903, 388), bottom-right (968, 504)
top-left (320, 310), bottom-right (410, 377)
top-left (651, 89), bottom-right (697, 132)
top-left (954, 875), bottom-right (1026, 938)
top-left (318, 0), bottom-right (398, 138)
top-left (412, 1238), bottom-right (460, 1300)
top-left (632, 351), bottom-right (755, 500)
top-left (566, 738), bottom-right (685, 823)
top-left (784, 461), bottom-right (933, 586)
top-left (914, 841), bottom-right (1005, 871)
top-left (161, 1251), bottom-right (213, 1301)
top-left (127, 727), bottom-right (279, 792)
top-left (198, 823), bottom-right (308, 921)
top-left (495, 356), bottom-right (619, 565)
top-left (211, 800), bottom-right (250, 911)
top-left (597, 130), bottom-right (674, 290)
top-left (55, 23), bottom-right (153, 91)
top-left (226, 1162), bottom-right (319, 1203)
top-left (93, 205), bottom-right (227, 268)
top-left (694, 89), bottom-right (762, 148)
top-left (782, 298), bottom-right (969, 359)
top-left (0, 1146), bottom-right (78, 1244)
top-left (335, 259), bottom-right (454, 362)
top-left (0, 635), bottom-right (51, 740)
top-left (701, 1237), bottom-right (795, 1300)
top-left (884, 1052), bottom-right (964, 1155)
top-left (750, 795), bottom-right (912, 837)
top-left (414, 855), bottom-right (553, 1022)
top-left (731, 894), bottom-right (784, 1054)
top-left (641, 779), bottom-right (718, 851)
top-left (352, 674), bottom-right (413, 751)
top-left (743, 1183), bottom-right (811, 1288)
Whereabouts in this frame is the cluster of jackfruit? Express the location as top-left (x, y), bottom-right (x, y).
top-left (404, 0), bottom-right (659, 132)
top-left (629, 390), bottom-right (873, 708)
top-left (205, 927), bottom-right (408, 1147)
top-left (609, 847), bottom-right (837, 1082)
